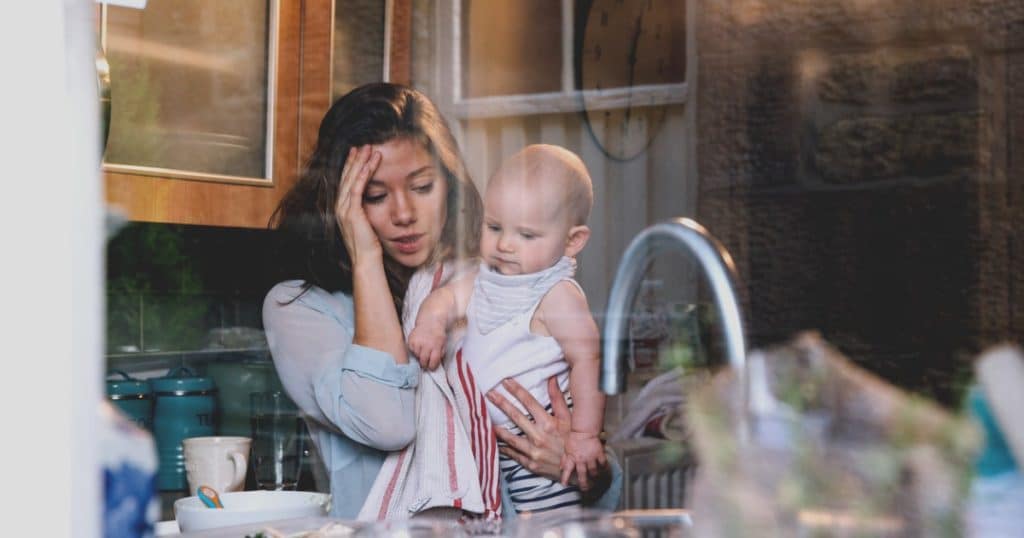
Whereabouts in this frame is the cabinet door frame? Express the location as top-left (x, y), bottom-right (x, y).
top-left (100, 0), bottom-right (282, 187)
top-left (104, 1), bottom-right (332, 229)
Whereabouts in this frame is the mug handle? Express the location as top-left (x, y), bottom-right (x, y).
top-left (228, 451), bottom-right (247, 492)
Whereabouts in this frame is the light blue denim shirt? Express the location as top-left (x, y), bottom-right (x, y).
top-left (263, 281), bottom-right (621, 520)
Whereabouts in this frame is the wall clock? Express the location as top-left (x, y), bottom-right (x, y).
top-left (578, 0), bottom-right (686, 161)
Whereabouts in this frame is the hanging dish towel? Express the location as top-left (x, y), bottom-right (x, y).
top-left (358, 263), bottom-right (502, 521)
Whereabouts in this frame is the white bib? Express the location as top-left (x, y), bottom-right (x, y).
top-left (472, 256), bottom-right (576, 334)
top-left (463, 257), bottom-right (579, 425)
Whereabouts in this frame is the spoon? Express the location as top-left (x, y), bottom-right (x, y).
top-left (197, 485), bottom-right (224, 509)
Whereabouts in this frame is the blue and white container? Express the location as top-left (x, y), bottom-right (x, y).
top-left (100, 400), bottom-right (159, 538)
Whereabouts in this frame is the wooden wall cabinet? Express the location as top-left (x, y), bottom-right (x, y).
top-left (102, 1), bottom-right (335, 229)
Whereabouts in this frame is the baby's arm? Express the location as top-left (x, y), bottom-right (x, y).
top-left (407, 272), bottom-right (475, 370)
top-left (538, 281), bottom-right (607, 489)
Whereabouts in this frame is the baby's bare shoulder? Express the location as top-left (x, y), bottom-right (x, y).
top-left (538, 280), bottom-right (591, 318)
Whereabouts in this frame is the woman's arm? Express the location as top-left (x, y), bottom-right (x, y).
top-left (487, 376), bottom-right (618, 503)
top-left (263, 283), bottom-right (419, 451)
top-left (336, 145), bottom-right (409, 364)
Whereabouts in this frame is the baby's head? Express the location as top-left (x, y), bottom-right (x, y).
top-left (481, 144), bottom-right (593, 275)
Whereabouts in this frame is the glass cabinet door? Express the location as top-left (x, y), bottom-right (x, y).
top-left (332, 0), bottom-right (387, 99)
top-left (101, 0), bottom-right (276, 183)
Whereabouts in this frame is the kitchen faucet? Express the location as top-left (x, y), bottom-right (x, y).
top-left (600, 218), bottom-right (748, 395)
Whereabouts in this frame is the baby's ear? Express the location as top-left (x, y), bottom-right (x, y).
top-left (564, 225), bottom-right (591, 257)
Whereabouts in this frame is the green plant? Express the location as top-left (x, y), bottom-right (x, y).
top-left (106, 224), bottom-right (207, 352)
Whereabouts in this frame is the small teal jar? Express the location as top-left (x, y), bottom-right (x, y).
top-left (966, 384), bottom-right (1018, 477)
top-left (106, 370), bottom-right (153, 431)
top-left (151, 367), bottom-right (218, 491)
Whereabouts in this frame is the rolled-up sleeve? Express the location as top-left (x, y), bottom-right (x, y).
top-left (263, 282), bottom-right (420, 451)
top-left (336, 343), bottom-right (420, 388)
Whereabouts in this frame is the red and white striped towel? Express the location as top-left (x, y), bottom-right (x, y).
top-left (357, 263), bottom-right (502, 521)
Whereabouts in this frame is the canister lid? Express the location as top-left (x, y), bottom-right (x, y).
top-left (106, 370), bottom-right (151, 398)
top-left (150, 366), bottom-right (216, 394)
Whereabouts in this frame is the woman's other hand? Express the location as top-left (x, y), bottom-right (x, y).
top-left (335, 145), bottom-right (384, 265)
top-left (487, 376), bottom-right (609, 492)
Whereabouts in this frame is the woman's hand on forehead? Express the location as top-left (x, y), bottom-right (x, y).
top-left (335, 145), bottom-right (384, 263)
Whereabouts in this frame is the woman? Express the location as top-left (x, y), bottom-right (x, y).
top-left (263, 83), bottom-right (618, 519)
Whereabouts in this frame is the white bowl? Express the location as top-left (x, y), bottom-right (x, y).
top-left (174, 490), bottom-right (331, 532)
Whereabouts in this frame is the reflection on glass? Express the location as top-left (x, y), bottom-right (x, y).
top-left (333, 0), bottom-right (385, 99)
top-left (250, 391), bottom-right (304, 491)
top-left (103, 0), bottom-right (271, 179)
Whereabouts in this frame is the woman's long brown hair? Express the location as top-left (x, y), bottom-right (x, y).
top-left (269, 83), bottom-right (482, 316)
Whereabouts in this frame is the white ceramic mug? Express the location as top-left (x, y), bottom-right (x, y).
top-left (182, 436), bottom-right (251, 495)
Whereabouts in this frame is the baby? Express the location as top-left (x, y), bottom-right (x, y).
top-left (408, 144), bottom-right (606, 514)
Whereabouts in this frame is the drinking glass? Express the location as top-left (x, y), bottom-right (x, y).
top-left (249, 391), bottom-right (304, 490)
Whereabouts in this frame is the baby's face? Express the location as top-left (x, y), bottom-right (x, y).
top-left (480, 177), bottom-right (572, 275)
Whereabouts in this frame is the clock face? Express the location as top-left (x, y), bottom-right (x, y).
top-left (579, 0), bottom-right (686, 161)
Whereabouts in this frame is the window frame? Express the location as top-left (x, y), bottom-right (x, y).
top-left (435, 0), bottom-right (688, 121)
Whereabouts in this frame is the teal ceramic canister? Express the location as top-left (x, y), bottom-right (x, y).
top-left (151, 366), bottom-right (218, 491)
top-left (106, 370), bottom-right (153, 430)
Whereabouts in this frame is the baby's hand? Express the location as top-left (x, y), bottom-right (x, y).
top-left (560, 431), bottom-right (606, 491)
top-left (407, 320), bottom-right (447, 371)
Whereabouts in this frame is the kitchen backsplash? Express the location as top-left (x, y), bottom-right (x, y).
top-left (105, 222), bottom-right (279, 373)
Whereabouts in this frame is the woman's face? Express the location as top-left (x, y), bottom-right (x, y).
top-left (361, 138), bottom-right (448, 269)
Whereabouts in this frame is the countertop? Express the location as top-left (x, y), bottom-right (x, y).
top-left (157, 516), bottom-right (358, 537)
top-left (158, 510), bottom-right (692, 537)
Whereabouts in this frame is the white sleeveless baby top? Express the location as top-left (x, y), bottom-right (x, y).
top-left (462, 256), bottom-right (579, 426)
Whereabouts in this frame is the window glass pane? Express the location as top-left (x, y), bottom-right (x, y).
top-left (461, 0), bottom-right (563, 97)
top-left (103, 0), bottom-right (270, 178)
top-left (575, 0), bottom-right (687, 90)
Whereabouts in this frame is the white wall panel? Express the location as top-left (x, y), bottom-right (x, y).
top-left (498, 119), bottom-right (527, 164)
top-left (461, 119), bottom-right (491, 192)
top-left (577, 115), bottom-right (611, 320)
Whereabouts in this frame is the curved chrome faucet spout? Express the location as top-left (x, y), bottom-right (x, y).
top-left (600, 218), bottom-right (747, 394)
